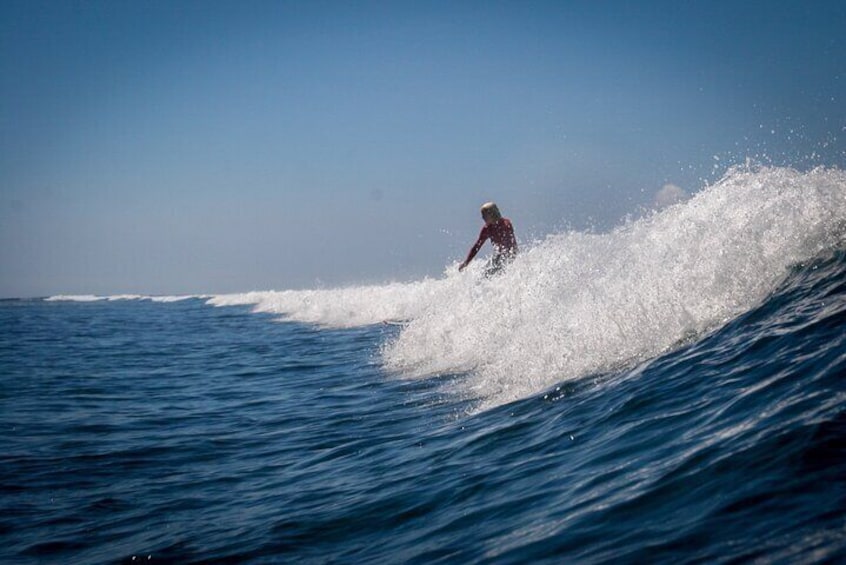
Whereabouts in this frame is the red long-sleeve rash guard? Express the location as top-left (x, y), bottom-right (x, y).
top-left (465, 218), bottom-right (517, 264)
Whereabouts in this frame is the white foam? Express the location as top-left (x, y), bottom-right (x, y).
top-left (206, 279), bottom-right (457, 328)
top-left (380, 165), bottom-right (846, 409)
top-left (46, 294), bottom-right (207, 303)
top-left (45, 294), bottom-right (104, 302)
top-left (204, 166), bottom-right (845, 410)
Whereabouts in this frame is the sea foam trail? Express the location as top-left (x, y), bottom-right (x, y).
top-left (45, 294), bottom-right (208, 303)
top-left (213, 165), bottom-right (846, 409)
top-left (207, 281), bottom-right (451, 327)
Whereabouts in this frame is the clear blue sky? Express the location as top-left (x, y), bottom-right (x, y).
top-left (2, 0), bottom-right (844, 297)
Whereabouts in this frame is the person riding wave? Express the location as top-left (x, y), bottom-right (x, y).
top-left (459, 202), bottom-right (518, 276)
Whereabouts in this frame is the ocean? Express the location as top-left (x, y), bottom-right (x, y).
top-left (2, 165), bottom-right (846, 563)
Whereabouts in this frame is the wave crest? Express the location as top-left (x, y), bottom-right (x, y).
top-left (382, 165), bottom-right (846, 408)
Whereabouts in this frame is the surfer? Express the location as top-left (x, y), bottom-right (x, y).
top-left (459, 202), bottom-right (518, 276)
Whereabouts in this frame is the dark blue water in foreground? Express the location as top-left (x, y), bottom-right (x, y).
top-left (3, 251), bottom-right (846, 564)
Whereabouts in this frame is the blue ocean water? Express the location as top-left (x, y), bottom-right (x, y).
top-left (3, 165), bottom-right (846, 563)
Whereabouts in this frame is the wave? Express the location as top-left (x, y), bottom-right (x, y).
top-left (47, 165), bottom-right (846, 411)
top-left (211, 165), bottom-right (846, 409)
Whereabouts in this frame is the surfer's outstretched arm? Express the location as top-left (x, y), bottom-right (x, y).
top-left (459, 232), bottom-right (487, 271)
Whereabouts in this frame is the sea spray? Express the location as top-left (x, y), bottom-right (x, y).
top-left (382, 165), bottom-right (846, 409)
top-left (208, 280), bottom-right (451, 327)
top-left (177, 166), bottom-right (846, 410)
